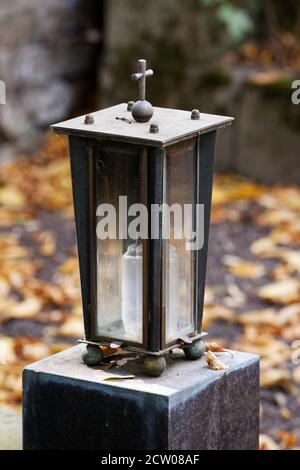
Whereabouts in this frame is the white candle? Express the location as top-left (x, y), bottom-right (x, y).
top-left (122, 243), bottom-right (143, 342)
top-left (122, 243), bottom-right (180, 343)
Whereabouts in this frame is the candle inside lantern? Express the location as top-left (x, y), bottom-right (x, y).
top-left (121, 243), bottom-right (143, 342)
top-left (122, 243), bottom-right (180, 343)
top-left (165, 244), bottom-right (180, 343)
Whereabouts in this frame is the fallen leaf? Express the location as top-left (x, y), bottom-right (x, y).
top-left (224, 283), bottom-right (246, 308)
top-left (202, 305), bottom-right (236, 328)
top-left (280, 407), bottom-right (291, 420)
top-left (0, 185), bottom-right (26, 208)
top-left (223, 255), bottom-right (266, 279)
top-left (205, 350), bottom-right (229, 371)
top-left (205, 342), bottom-right (233, 356)
top-left (248, 71), bottom-right (287, 86)
top-left (281, 251), bottom-right (300, 274)
top-left (58, 317), bottom-right (84, 338)
top-left (237, 308), bottom-right (278, 327)
top-left (7, 296), bottom-right (43, 319)
top-left (0, 276), bottom-right (10, 297)
top-left (260, 368), bottom-right (291, 392)
top-left (100, 372), bottom-right (135, 381)
top-left (292, 367), bottom-right (300, 386)
top-left (35, 231), bottom-right (56, 257)
top-left (277, 430), bottom-right (298, 450)
top-left (0, 338), bottom-right (17, 364)
top-left (259, 434), bottom-right (280, 450)
top-left (20, 342), bottom-right (51, 361)
top-left (258, 279), bottom-right (300, 305)
top-left (250, 237), bottom-right (279, 258)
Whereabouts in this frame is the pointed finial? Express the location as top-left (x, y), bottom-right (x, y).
top-left (131, 59), bottom-right (154, 123)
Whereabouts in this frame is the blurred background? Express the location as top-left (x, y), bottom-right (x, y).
top-left (0, 0), bottom-right (299, 450)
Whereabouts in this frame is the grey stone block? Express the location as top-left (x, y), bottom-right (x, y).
top-left (23, 345), bottom-right (259, 450)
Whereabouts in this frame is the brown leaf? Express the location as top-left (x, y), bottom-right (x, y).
top-left (205, 342), bottom-right (233, 356)
top-left (35, 231), bottom-right (56, 257)
top-left (0, 338), bottom-right (17, 364)
top-left (260, 368), bottom-right (291, 392)
top-left (280, 407), bottom-right (291, 421)
top-left (20, 341), bottom-right (51, 361)
top-left (223, 255), bottom-right (266, 279)
top-left (202, 305), bottom-right (237, 328)
top-left (250, 237), bottom-right (279, 258)
top-left (277, 430), bottom-right (298, 450)
top-left (0, 185), bottom-right (26, 208)
top-left (7, 296), bottom-right (43, 320)
top-left (58, 317), bottom-right (84, 338)
top-left (205, 350), bottom-right (229, 371)
top-left (258, 279), bottom-right (300, 305)
top-left (292, 366), bottom-right (300, 386)
top-left (237, 309), bottom-right (278, 327)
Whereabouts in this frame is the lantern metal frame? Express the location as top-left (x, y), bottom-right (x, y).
top-left (52, 103), bottom-right (233, 362)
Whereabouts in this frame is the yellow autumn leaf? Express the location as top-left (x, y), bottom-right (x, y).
top-left (237, 308), bottom-right (278, 327)
top-left (248, 71), bottom-right (287, 86)
top-left (0, 338), bottom-right (17, 364)
top-left (58, 317), bottom-right (84, 338)
top-left (281, 251), bottom-right (300, 274)
top-left (223, 255), bottom-right (266, 279)
top-left (35, 231), bottom-right (56, 257)
top-left (0, 185), bottom-right (26, 208)
top-left (202, 304), bottom-right (237, 328)
top-left (260, 368), bottom-right (291, 391)
top-left (7, 297), bottom-right (43, 319)
top-left (277, 430), bottom-right (298, 450)
top-left (258, 279), bottom-right (300, 305)
top-left (259, 434), bottom-right (280, 451)
top-left (250, 237), bottom-right (280, 258)
top-left (205, 350), bottom-right (229, 371)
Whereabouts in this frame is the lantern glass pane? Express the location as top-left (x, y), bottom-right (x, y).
top-left (95, 143), bottom-right (146, 344)
top-left (164, 139), bottom-right (197, 344)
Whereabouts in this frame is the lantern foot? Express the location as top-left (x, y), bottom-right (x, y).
top-left (143, 355), bottom-right (167, 377)
top-left (183, 339), bottom-right (205, 360)
top-left (82, 344), bottom-right (104, 367)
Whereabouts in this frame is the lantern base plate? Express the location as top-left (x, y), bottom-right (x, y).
top-left (78, 331), bottom-right (207, 357)
top-left (23, 344), bottom-right (259, 450)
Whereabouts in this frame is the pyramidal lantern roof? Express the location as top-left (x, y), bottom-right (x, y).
top-left (52, 59), bottom-right (234, 147)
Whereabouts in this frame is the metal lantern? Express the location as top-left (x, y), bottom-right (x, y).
top-left (52, 59), bottom-right (233, 376)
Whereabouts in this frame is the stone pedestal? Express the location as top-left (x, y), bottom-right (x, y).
top-left (23, 345), bottom-right (259, 450)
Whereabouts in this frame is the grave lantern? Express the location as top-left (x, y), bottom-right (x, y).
top-left (52, 59), bottom-right (233, 376)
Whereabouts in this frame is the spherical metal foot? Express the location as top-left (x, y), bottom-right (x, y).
top-left (132, 100), bottom-right (153, 123)
top-left (82, 344), bottom-right (104, 367)
top-left (184, 339), bottom-right (205, 360)
top-left (143, 355), bottom-right (167, 377)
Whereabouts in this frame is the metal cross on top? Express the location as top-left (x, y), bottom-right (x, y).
top-left (131, 59), bottom-right (154, 123)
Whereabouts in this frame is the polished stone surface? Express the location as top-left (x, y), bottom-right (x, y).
top-left (23, 345), bottom-right (259, 450)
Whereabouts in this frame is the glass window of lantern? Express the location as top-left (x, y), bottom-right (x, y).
top-left (95, 143), bottom-right (146, 345)
top-left (163, 139), bottom-right (197, 344)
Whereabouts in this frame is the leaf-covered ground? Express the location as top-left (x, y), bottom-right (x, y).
top-left (0, 135), bottom-right (299, 450)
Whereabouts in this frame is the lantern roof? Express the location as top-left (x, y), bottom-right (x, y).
top-left (52, 103), bottom-right (234, 148)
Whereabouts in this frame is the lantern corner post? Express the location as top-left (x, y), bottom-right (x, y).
top-left (195, 130), bottom-right (217, 334)
top-left (68, 135), bottom-right (96, 347)
top-left (142, 146), bottom-right (165, 371)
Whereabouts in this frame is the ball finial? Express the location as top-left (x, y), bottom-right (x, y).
top-left (131, 59), bottom-right (154, 123)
